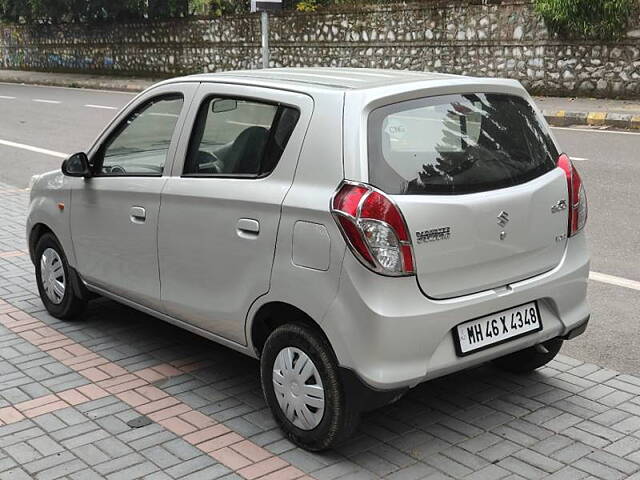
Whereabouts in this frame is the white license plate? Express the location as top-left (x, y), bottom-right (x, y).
top-left (454, 302), bottom-right (543, 356)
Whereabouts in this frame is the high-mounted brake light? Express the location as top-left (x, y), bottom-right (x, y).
top-left (557, 154), bottom-right (587, 237)
top-left (331, 182), bottom-right (415, 276)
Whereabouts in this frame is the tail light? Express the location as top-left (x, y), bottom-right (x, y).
top-left (331, 181), bottom-right (415, 276)
top-left (557, 154), bottom-right (588, 236)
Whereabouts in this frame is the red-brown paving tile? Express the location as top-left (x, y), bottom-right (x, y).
top-left (63, 352), bottom-right (102, 367)
top-left (80, 367), bottom-right (111, 382)
top-left (18, 330), bottom-right (43, 343)
top-left (0, 407), bottom-right (25, 424)
top-left (15, 394), bottom-right (59, 412)
top-left (158, 416), bottom-right (198, 436)
top-left (104, 378), bottom-right (147, 394)
top-left (137, 397), bottom-right (180, 415)
top-left (237, 457), bottom-right (289, 480)
top-left (67, 357), bottom-right (109, 371)
top-left (257, 466), bottom-right (306, 480)
top-left (153, 364), bottom-right (183, 377)
top-left (184, 424), bottom-right (231, 445)
top-left (34, 326), bottom-right (57, 336)
top-left (77, 384), bottom-right (109, 400)
top-left (23, 400), bottom-right (69, 418)
top-left (115, 390), bottom-right (150, 407)
top-left (40, 338), bottom-right (75, 351)
top-left (65, 344), bottom-right (92, 356)
top-left (231, 440), bottom-right (272, 463)
top-left (8, 310), bottom-right (33, 321)
top-left (147, 404), bottom-right (192, 422)
top-left (11, 321), bottom-right (46, 333)
top-left (179, 410), bottom-right (216, 429)
top-left (96, 374), bottom-right (139, 389)
top-left (135, 368), bottom-right (166, 383)
top-left (197, 432), bottom-right (244, 453)
top-left (135, 385), bottom-right (168, 401)
top-left (36, 335), bottom-right (72, 347)
top-left (0, 250), bottom-right (25, 258)
top-left (98, 363), bottom-right (128, 377)
top-left (210, 447), bottom-right (253, 470)
top-left (48, 348), bottom-right (75, 362)
top-left (58, 389), bottom-right (90, 406)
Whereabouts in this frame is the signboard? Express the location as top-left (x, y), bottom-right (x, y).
top-left (251, 0), bottom-right (282, 12)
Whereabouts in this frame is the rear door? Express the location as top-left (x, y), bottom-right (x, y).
top-left (367, 93), bottom-right (569, 299)
top-left (158, 83), bottom-right (312, 345)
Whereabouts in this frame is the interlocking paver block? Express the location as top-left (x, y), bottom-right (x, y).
top-left (1, 182), bottom-right (640, 479)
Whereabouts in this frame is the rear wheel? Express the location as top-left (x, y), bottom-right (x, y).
top-left (492, 338), bottom-right (563, 373)
top-left (260, 323), bottom-right (359, 451)
top-left (34, 233), bottom-right (87, 320)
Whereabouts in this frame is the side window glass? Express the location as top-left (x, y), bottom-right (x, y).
top-left (98, 95), bottom-right (184, 176)
top-left (184, 97), bottom-right (299, 177)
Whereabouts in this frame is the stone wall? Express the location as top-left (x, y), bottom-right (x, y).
top-left (2, 1), bottom-right (640, 98)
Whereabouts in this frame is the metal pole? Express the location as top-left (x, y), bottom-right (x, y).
top-left (261, 11), bottom-right (269, 69)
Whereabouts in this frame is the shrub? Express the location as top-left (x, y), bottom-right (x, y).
top-left (534, 0), bottom-right (638, 39)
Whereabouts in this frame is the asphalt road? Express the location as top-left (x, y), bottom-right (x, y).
top-left (0, 82), bottom-right (638, 375)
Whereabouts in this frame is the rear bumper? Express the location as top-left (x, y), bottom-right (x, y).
top-left (321, 232), bottom-right (590, 390)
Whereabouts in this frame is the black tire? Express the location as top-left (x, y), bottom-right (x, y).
top-left (260, 323), bottom-right (359, 451)
top-left (492, 338), bottom-right (563, 374)
top-left (34, 233), bottom-right (87, 320)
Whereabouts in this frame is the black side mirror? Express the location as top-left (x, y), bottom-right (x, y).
top-left (62, 152), bottom-right (92, 178)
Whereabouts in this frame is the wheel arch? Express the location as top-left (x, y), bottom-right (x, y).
top-left (28, 223), bottom-right (56, 264)
top-left (250, 301), bottom-right (333, 358)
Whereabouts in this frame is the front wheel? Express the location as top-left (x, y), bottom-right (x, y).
top-left (260, 323), bottom-right (359, 451)
top-left (492, 338), bottom-right (563, 374)
top-left (34, 233), bottom-right (87, 320)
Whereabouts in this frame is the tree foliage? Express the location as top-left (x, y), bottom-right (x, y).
top-left (534, 0), bottom-right (637, 39)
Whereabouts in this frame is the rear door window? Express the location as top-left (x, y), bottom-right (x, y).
top-left (183, 97), bottom-right (300, 177)
top-left (368, 93), bottom-right (558, 195)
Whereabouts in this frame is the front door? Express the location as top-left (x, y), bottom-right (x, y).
top-left (70, 85), bottom-right (194, 308)
top-left (158, 84), bottom-right (312, 344)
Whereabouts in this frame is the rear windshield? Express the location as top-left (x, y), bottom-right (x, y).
top-left (368, 93), bottom-right (558, 195)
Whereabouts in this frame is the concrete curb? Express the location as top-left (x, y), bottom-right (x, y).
top-left (543, 109), bottom-right (640, 130)
top-left (0, 73), bottom-right (154, 93)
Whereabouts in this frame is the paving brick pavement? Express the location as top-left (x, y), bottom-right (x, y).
top-left (0, 181), bottom-right (639, 479)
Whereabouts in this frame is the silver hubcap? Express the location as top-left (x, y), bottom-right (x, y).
top-left (40, 248), bottom-right (65, 305)
top-left (272, 347), bottom-right (325, 430)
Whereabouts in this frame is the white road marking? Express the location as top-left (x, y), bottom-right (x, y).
top-left (0, 95), bottom-right (16, 100)
top-left (590, 271), bottom-right (640, 291)
top-left (552, 126), bottom-right (640, 136)
top-left (85, 104), bottom-right (118, 110)
top-left (571, 157), bottom-right (589, 162)
top-left (0, 139), bottom-right (68, 159)
top-left (32, 99), bottom-right (61, 104)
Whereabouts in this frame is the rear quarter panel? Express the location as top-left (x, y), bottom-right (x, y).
top-left (245, 89), bottom-right (348, 350)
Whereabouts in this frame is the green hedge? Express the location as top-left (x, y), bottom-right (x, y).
top-left (534, 0), bottom-right (638, 39)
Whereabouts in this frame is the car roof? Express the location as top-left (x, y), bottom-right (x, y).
top-left (181, 67), bottom-right (465, 91)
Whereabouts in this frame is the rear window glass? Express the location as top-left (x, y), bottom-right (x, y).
top-left (368, 93), bottom-right (558, 195)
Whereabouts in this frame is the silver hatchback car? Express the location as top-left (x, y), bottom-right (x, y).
top-left (27, 68), bottom-right (590, 451)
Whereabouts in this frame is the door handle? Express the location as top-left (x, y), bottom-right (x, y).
top-left (130, 206), bottom-right (146, 223)
top-left (237, 218), bottom-right (260, 238)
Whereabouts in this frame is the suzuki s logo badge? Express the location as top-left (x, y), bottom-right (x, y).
top-left (416, 226), bottom-right (451, 244)
top-left (497, 211), bottom-right (510, 228)
top-left (552, 199), bottom-right (568, 214)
